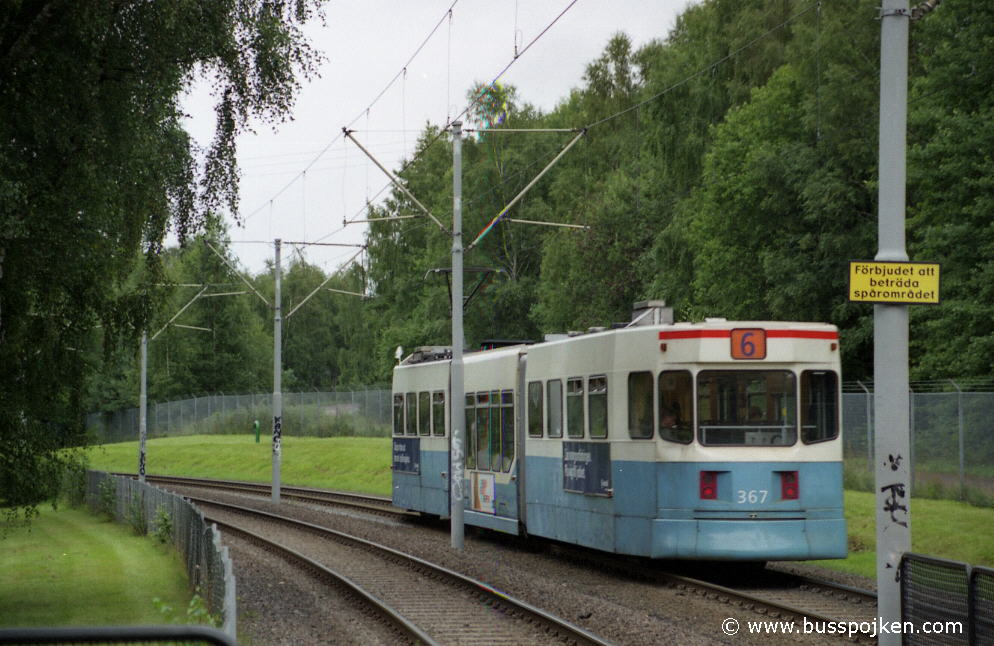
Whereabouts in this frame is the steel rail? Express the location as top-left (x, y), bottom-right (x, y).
top-left (211, 517), bottom-right (440, 646)
top-left (646, 569), bottom-right (878, 643)
top-left (124, 473), bottom-right (412, 519)
top-left (197, 498), bottom-right (617, 646)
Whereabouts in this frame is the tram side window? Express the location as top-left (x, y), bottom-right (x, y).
top-left (588, 376), bottom-right (608, 439)
top-left (658, 371), bottom-right (693, 444)
top-left (527, 381), bottom-right (544, 438)
top-left (418, 392), bottom-right (430, 436)
top-left (432, 391), bottom-right (445, 436)
top-left (567, 377), bottom-right (585, 439)
top-left (392, 394), bottom-right (404, 436)
top-left (476, 392), bottom-right (491, 471)
top-left (490, 391), bottom-right (502, 472)
top-left (628, 372), bottom-right (654, 439)
top-left (405, 392), bottom-right (417, 435)
top-left (465, 394), bottom-right (477, 469)
top-left (500, 391), bottom-right (514, 471)
top-left (547, 379), bottom-right (563, 438)
top-left (697, 370), bottom-right (797, 446)
top-left (801, 371), bottom-right (839, 443)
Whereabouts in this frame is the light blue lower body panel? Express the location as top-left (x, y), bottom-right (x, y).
top-left (392, 448), bottom-right (449, 516)
top-left (464, 509), bottom-right (520, 535)
top-left (523, 455), bottom-right (846, 560)
top-left (651, 517), bottom-right (848, 560)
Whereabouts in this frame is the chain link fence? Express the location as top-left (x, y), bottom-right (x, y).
top-left (85, 472), bottom-right (236, 639)
top-left (86, 382), bottom-right (994, 500)
top-left (86, 390), bottom-right (392, 445)
top-left (842, 381), bottom-right (994, 500)
top-left (900, 552), bottom-right (994, 645)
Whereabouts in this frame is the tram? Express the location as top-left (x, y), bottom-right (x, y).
top-left (390, 302), bottom-right (846, 561)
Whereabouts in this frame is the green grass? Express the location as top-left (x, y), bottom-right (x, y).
top-left (0, 504), bottom-right (190, 627)
top-left (86, 435), bottom-right (392, 496)
top-left (85, 435), bottom-right (994, 580)
top-left (811, 489), bottom-right (994, 579)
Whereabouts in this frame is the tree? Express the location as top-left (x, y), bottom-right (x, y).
top-left (0, 1), bottom-right (323, 523)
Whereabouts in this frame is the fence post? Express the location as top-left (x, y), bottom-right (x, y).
top-left (950, 379), bottom-right (965, 499)
top-left (858, 381), bottom-right (873, 476)
top-left (909, 384), bottom-right (916, 494)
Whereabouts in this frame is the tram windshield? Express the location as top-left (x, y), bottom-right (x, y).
top-left (697, 370), bottom-right (797, 446)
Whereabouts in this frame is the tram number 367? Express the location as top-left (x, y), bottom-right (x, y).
top-left (737, 489), bottom-right (768, 504)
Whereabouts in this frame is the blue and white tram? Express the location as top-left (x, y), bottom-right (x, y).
top-left (391, 306), bottom-right (847, 561)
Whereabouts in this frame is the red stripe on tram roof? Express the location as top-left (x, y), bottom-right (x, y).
top-left (658, 329), bottom-right (838, 341)
top-left (658, 330), bottom-right (730, 340)
top-left (766, 329), bottom-right (839, 340)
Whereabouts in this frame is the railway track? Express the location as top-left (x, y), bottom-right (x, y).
top-left (555, 546), bottom-right (879, 643)
top-left (125, 473), bottom-right (414, 520)
top-left (195, 496), bottom-right (617, 646)
top-left (137, 473), bottom-right (878, 642)
top-left (652, 568), bottom-right (878, 642)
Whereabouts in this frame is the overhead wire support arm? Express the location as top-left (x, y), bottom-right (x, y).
top-left (342, 128), bottom-right (451, 235)
top-left (150, 285), bottom-right (209, 341)
top-left (282, 241), bottom-right (365, 248)
top-left (467, 128), bottom-right (587, 250)
top-left (463, 127), bottom-right (584, 134)
top-left (285, 246), bottom-right (366, 319)
top-left (205, 241), bottom-right (271, 307)
top-left (172, 324), bottom-right (212, 332)
top-left (326, 288), bottom-right (368, 298)
top-left (348, 215), bottom-right (421, 224)
top-left (506, 218), bottom-right (589, 230)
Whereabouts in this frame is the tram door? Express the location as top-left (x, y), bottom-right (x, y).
top-left (460, 353), bottom-right (522, 534)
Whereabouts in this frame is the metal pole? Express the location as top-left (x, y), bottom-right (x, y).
top-left (139, 331), bottom-right (148, 483)
top-left (272, 239), bottom-right (283, 503)
top-left (874, 2), bottom-right (911, 640)
top-left (450, 121), bottom-right (465, 550)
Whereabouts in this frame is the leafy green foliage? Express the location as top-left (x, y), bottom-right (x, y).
top-left (0, 2), bottom-right (324, 524)
top-left (97, 478), bottom-right (117, 520)
top-left (127, 492), bottom-right (148, 536)
top-left (17, 0), bottom-right (994, 517)
top-left (153, 505), bottom-right (174, 545)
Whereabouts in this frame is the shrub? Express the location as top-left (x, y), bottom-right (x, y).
top-left (152, 504), bottom-right (173, 544)
top-left (127, 492), bottom-right (148, 536)
top-left (97, 478), bottom-right (117, 519)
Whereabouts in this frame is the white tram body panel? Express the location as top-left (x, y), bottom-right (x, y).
top-left (391, 319), bottom-right (847, 561)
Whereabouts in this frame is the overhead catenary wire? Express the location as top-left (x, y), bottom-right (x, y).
top-left (330, 0), bottom-right (583, 234)
top-left (205, 240), bottom-right (271, 307)
top-left (241, 0), bottom-right (461, 223)
top-left (285, 245), bottom-right (366, 318)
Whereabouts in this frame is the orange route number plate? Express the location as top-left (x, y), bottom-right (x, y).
top-left (731, 329), bottom-right (766, 360)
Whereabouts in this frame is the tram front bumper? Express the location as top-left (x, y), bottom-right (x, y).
top-left (651, 517), bottom-right (847, 560)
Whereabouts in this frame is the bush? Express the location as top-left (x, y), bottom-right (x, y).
top-left (153, 588), bottom-right (221, 627)
top-left (152, 504), bottom-right (173, 544)
top-left (57, 454), bottom-right (89, 509)
top-left (127, 492), bottom-right (147, 535)
top-left (97, 478), bottom-right (117, 519)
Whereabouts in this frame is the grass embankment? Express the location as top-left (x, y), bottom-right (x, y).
top-left (87, 435), bottom-right (994, 579)
top-left (0, 505), bottom-right (190, 627)
top-left (811, 489), bottom-right (994, 578)
top-left (87, 435), bottom-right (392, 496)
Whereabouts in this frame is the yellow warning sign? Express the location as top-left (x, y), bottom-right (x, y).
top-left (848, 261), bottom-right (940, 304)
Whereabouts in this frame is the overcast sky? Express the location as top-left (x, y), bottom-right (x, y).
top-left (181, 1), bottom-right (694, 274)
